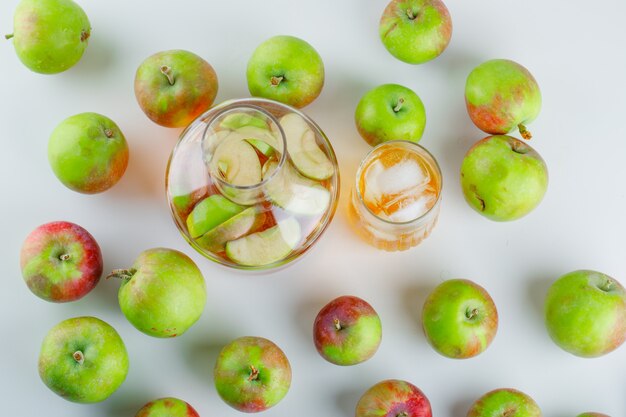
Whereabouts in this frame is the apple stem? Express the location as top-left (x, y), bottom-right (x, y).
top-left (518, 124), bottom-right (532, 140)
top-left (466, 308), bottom-right (479, 320)
top-left (248, 365), bottom-right (259, 381)
top-left (270, 76), bottom-right (284, 87)
top-left (393, 98), bottom-right (405, 113)
top-left (406, 9), bottom-right (417, 20)
top-left (73, 351), bottom-right (84, 365)
top-left (161, 66), bottom-right (175, 85)
top-left (5, 33), bottom-right (14, 40)
top-left (600, 280), bottom-right (614, 292)
top-left (59, 254), bottom-right (71, 261)
top-left (333, 318), bottom-right (342, 331)
top-left (106, 268), bottom-right (137, 281)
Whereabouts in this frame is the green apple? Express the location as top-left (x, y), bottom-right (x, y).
top-left (467, 388), bottom-right (541, 417)
top-left (460, 135), bottom-right (548, 221)
top-left (48, 112), bottom-right (129, 194)
top-left (135, 397), bottom-right (200, 417)
top-left (196, 206), bottom-right (266, 252)
top-left (356, 380), bottom-right (432, 417)
top-left (545, 270), bottom-right (626, 357)
top-left (576, 413), bottom-right (610, 417)
top-left (355, 84), bottom-right (426, 146)
top-left (134, 50), bottom-right (218, 128)
top-left (214, 336), bottom-right (291, 413)
top-left (247, 35), bottom-right (325, 108)
top-left (186, 195), bottom-right (246, 238)
top-left (278, 113), bottom-right (333, 180)
top-left (466, 59), bottom-right (541, 139)
top-left (7, 0), bottom-right (90, 74)
top-left (422, 279), bottom-right (498, 359)
top-left (263, 160), bottom-right (331, 216)
top-left (38, 316), bottom-right (128, 403)
top-left (313, 295), bottom-right (382, 366)
top-left (379, 0), bottom-right (452, 64)
top-left (225, 217), bottom-right (301, 267)
top-left (112, 248), bottom-right (206, 338)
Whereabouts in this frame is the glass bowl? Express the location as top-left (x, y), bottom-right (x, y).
top-left (166, 98), bottom-right (340, 271)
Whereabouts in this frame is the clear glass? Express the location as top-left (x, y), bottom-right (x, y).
top-left (348, 140), bottom-right (442, 251)
top-left (166, 98), bottom-right (340, 271)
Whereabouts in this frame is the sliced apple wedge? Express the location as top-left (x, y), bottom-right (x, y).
top-left (212, 134), bottom-right (262, 186)
top-left (186, 195), bottom-right (247, 238)
top-left (225, 217), bottom-right (301, 267)
top-left (220, 112), bottom-right (269, 130)
top-left (279, 113), bottom-right (333, 180)
top-left (263, 160), bottom-right (330, 216)
top-left (196, 206), bottom-right (265, 252)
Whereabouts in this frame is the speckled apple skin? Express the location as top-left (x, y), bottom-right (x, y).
top-left (467, 388), bottom-right (541, 417)
top-left (356, 379), bottom-right (432, 417)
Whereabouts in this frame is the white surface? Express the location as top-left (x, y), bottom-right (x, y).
top-left (1, 0), bottom-right (625, 416)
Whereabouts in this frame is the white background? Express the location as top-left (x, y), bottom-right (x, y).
top-left (1, 1), bottom-right (625, 416)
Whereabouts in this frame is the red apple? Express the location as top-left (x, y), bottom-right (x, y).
top-left (356, 379), bottom-right (432, 417)
top-left (20, 221), bottom-right (103, 302)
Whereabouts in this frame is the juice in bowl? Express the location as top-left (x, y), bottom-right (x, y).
top-left (349, 140), bottom-right (442, 251)
top-left (166, 98), bottom-right (340, 271)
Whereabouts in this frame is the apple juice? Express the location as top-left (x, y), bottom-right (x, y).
top-left (166, 99), bottom-right (339, 270)
top-left (349, 141), bottom-right (442, 251)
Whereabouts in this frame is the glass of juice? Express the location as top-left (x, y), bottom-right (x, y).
top-left (166, 98), bottom-right (340, 271)
top-left (349, 140), bottom-right (442, 251)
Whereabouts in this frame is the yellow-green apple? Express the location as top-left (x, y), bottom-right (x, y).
top-left (38, 316), bottom-right (129, 403)
top-left (379, 0), bottom-right (452, 65)
top-left (356, 379), bottom-right (432, 417)
top-left (214, 336), bottom-right (291, 413)
top-left (110, 248), bottom-right (206, 338)
top-left (20, 221), bottom-right (102, 302)
top-left (545, 270), bottom-right (626, 357)
top-left (460, 135), bottom-right (548, 221)
top-left (422, 279), bottom-right (498, 359)
top-left (48, 112), bottom-right (129, 194)
top-left (313, 295), bottom-right (382, 366)
top-left (355, 84), bottom-right (426, 146)
top-left (6, 0), bottom-right (90, 74)
top-left (247, 35), bottom-right (324, 108)
top-left (467, 388), bottom-right (541, 417)
top-left (135, 397), bottom-right (200, 417)
top-left (135, 50), bottom-right (218, 128)
top-left (577, 413), bottom-right (610, 417)
top-left (466, 59), bottom-right (541, 139)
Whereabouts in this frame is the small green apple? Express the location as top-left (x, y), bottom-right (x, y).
top-left (111, 248), bottom-right (206, 338)
top-left (422, 279), bottom-right (498, 359)
top-left (460, 135), bottom-right (548, 221)
top-left (7, 0), bottom-right (91, 74)
top-left (135, 50), bottom-right (218, 128)
top-left (355, 84), bottom-right (426, 146)
top-left (379, 0), bottom-right (452, 64)
top-left (38, 316), bottom-right (129, 403)
top-left (214, 336), bottom-right (291, 413)
top-left (356, 380), bottom-right (432, 417)
top-left (135, 397), bottom-right (200, 417)
top-left (576, 413), bottom-right (610, 417)
top-left (467, 388), bottom-right (541, 417)
top-left (48, 112), bottom-right (129, 194)
top-left (545, 270), bottom-right (626, 357)
top-left (247, 35), bottom-right (324, 108)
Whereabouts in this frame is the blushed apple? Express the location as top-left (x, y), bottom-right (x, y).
top-left (247, 35), bottom-right (324, 108)
top-left (545, 270), bottom-right (626, 357)
top-left (6, 0), bottom-right (90, 74)
top-left (379, 0), bottom-right (452, 65)
top-left (20, 221), bottom-right (102, 302)
top-left (460, 135), bottom-right (548, 221)
top-left (135, 397), bottom-right (200, 417)
top-left (422, 279), bottom-right (498, 359)
top-left (110, 248), bottom-right (206, 338)
top-left (355, 84), bottom-right (426, 146)
top-left (356, 379), bottom-right (432, 417)
top-left (466, 59), bottom-right (541, 139)
top-left (48, 112), bottom-right (129, 194)
top-left (38, 316), bottom-right (129, 403)
top-left (214, 336), bottom-right (291, 413)
top-left (467, 388), bottom-right (541, 417)
top-left (313, 295), bottom-right (382, 366)
top-left (577, 413), bottom-right (610, 417)
top-left (135, 50), bottom-right (218, 128)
